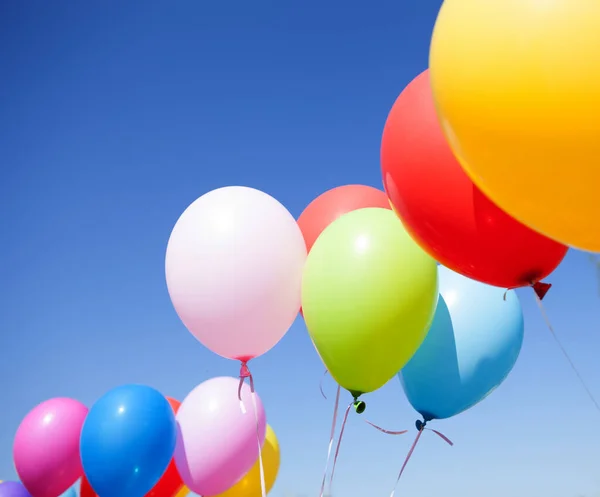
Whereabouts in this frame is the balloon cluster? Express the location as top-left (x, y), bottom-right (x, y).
top-left (5, 1), bottom-right (598, 492)
top-left (4, 381), bottom-right (279, 497)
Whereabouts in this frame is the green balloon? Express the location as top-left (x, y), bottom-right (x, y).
top-left (302, 207), bottom-right (438, 395)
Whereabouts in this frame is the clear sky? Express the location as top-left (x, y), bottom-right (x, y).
top-left (1, 1), bottom-right (600, 497)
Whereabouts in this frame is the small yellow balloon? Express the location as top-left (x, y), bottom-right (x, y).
top-left (430, 0), bottom-right (600, 252)
top-left (214, 425), bottom-right (280, 497)
top-left (174, 486), bottom-right (189, 497)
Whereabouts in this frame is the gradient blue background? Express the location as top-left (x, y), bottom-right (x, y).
top-left (1, 2), bottom-right (599, 496)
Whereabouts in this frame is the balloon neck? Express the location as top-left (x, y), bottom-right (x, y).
top-left (416, 414), bottom-right (434, 431)
top-left (353, 399), bottom-right (366, 414)
top-left (350, 392), bottom-right (366, 414)
top-left (239, 361), bottom-right (251, 378)
top-left (532, 281), bottom-right (552, 300)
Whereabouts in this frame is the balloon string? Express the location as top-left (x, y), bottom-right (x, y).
top-left (388, 421), bottom-right (453, 497)
top-left (532, 292), bottom-right (600, 413)
top-left (318, 383), bottom-right (341, 497)
top-left (238, 362), bottom-right (267, 497)
top-left (364, 420), bottom-right (408, 435)
top-left (319, 369), bottom-right (329, 400)
top-left (328, 401), bottom-right (352, 492)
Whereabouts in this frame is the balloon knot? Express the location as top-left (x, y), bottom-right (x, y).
top-left (353, 399), bottom-right (366, 414)
top-left (532, 281), bottom-right (552, 300)
top-left (238, 361), bottom-right (255, 403)
top-left (239, 361), bottom-right (251, 378)
top-left (415, 419), bottom-right (427, 431)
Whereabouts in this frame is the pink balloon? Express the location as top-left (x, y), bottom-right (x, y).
top-left (165, 186), bottom-right (307, 361)
top-left (13, 398), bottom-right (88, 497)
top-left (174, 377), bottom-right (267, 496)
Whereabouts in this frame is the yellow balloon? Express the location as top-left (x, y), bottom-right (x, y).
top-left (215, 425), bottom-right (280, 497)
top-left (430, 0), bottom-right (600, 252)
top-left (174, 487), bottom-right (189, 497)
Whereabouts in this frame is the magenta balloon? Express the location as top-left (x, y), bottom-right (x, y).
top-left (165, 186), bottom-right (307, 361)
top-left (174, 377), bottom-right (267, 496)
top-left (13, 398), bottom-right (88, 497)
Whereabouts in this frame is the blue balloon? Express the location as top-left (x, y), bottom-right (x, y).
top-left (399, 266), bottom-right (524, 421)
top-left (80, 384), bottom-right (177, 497)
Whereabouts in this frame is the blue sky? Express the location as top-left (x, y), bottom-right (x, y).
top-left (1, 1), bottom-right (600, 496)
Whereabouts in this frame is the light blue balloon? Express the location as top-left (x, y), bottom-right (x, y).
top-left (58, 486), bottom-right (77, 497)
top-left (399, 266), bottom-right (524, 421)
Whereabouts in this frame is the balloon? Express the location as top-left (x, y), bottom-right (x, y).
top-left (165, 186), bottom-right (307, 361)
top-left (80, 385), bottom-right (177, 497)
top-left (175, 377), bottom-right (267, 496)
top-left (13, 398), bottom-right (88, 497)
top-left (429, 0), bottom-right (600, 252)
top-left (0, 482), bottom-right (32, 497)
top-left (302, 208), bottom-right (438, 396)
top-left (214, 424), bottom-right (280, 497)
top-left (400, 266), bottom-right (524, 420)
top-left (174, 487), bottom-right (189, 497)
top-left (145, 398), bottom-right (184, 497)
top-left (297, 185), bottom-right (390, 253)
top-left (79, 477), bottom-right (96, 497)
top-left (381, 70), bottom-right (568, 290)
top-left (59, 486), bottom-right (77, 497)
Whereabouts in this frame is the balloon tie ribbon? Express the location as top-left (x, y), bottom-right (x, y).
top-left (327, 399), bottom-right (353, 492)
top-left (319, 369), bottom-right (330, 400)
top-left (532, 292), bottom-right (600, 414)
top-left (238, 361), bottom-right (267, 497)
top-left (319, 376), bottom-right (340, 497)
top-left (318, 370), bottom-right (366, 497)
top-left (387, 419), bottom-right (453, 497)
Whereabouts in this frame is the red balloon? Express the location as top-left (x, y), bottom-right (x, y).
top-left (80, 476), bottom-right (97, 497)
top-left (145, 398), bottom-right (183, 497)
top-left (381, 70), bottom-right (567, 292)
top-left (298, 185), bottom-right (391, 252)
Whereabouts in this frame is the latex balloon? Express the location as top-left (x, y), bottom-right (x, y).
top-left (0, 482), bottom-right (32, 497)
top-left (298, 185), bottom-right (390, 253)
top-left (165, 186), bottom-right (306, 361)
top-left (59, 486), bottom-right (77, 497)
top-left (430, 0), bottom-right (600, 252)
top-left (145, 398), bottom-right (184, 497)
top-left (175, 377), bottom-right (267, 496)
top-left (80, 385), bottom-right (177, 497)
top-left (302, 208), bottom-right (438, 396)
top-left (214, 424), bottom-right (280, 497)
top-left (13, 398), bottom-right (88, 497)
top-left (79, 477), bottom-right (96, 497)
top-left (174, 487), bottom-right (189, 497)
top-left (381, 70), bottom-right (568, 290)
top-left (400, 266), bottom-right (524, 420)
